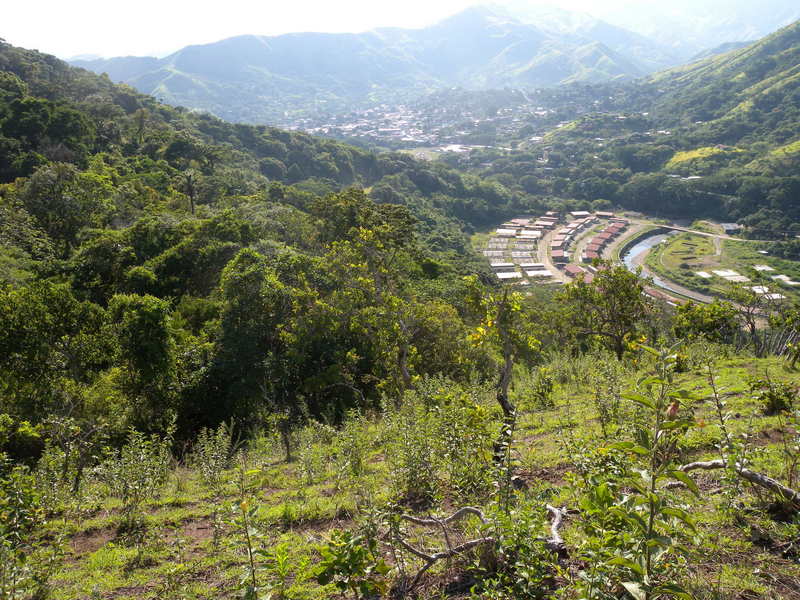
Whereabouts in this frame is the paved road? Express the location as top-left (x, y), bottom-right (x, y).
top-left (660, 225), bottom-right (768, 243)
top-left (571, 223), bottom-right (605, 264)
top-left (537, 230), bottom-right (568, 283)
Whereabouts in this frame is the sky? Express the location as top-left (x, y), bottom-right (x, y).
top-left (3, 0), bottom-right (610, 59)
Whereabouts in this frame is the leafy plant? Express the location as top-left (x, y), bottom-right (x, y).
top-left (573, 345), bottom-right (700, 600)
top-left (529, 367), bottom-right (555, 410)
top-left (472, 500), bottom-right (554, 599)
top-left (316, 529), bottom-right (389, 600)
top-left (0, 456), bottom-right (63, 600)
top-left (193, 422), bottom-right (235, 549)
top-left (749, 373), bottom-right (796, 415)
top-left (95, 426), bottom-right (173, 528)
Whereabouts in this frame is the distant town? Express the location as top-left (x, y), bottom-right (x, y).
top-left (284, 86), bottom-right (636, 153)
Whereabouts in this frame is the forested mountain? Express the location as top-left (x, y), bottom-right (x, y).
top-left (649, 19), bottom-right (800, 140)
top-left (71, 7), bottom-right (649, 125)
top-left (445, 19), bottom-right (800, 235)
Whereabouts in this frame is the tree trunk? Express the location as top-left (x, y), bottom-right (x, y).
top-left (614, 337), bottom-right (625, 361)
top-left (493, 346), bottom-right (516, 466)
top-left (397, 342), bottom-right (413, 394)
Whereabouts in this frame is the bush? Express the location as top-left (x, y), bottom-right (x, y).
top-left (750, 375), bottom-right (796, 415)
top-left (96, 427), bottom-right (173, 525)
top-left (192, 422), bottom-right (234, 493)
top-left (316, 529), bottom-right (389, 599)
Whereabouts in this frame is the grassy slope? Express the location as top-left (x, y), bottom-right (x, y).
top-left (49, 350), bottom-right (800, 599)
top-left (645, 232), bottom-right (800, 300)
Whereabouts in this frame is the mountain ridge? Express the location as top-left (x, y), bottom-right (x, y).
top-left (71, 7), bottom-right (653, 126)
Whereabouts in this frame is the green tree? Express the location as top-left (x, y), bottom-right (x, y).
top-left (465, 276), bottom-right (540, 466)
top-left (19, 163), bottom-right (113, 255)
top-left (0, 282), bottom-right (108, 419)
top-left (108, 294), bottom-right (176, 428)
top-left (559, 262), bottom-right (652, 360)
top-left (674, 299), bottom-right (739, 342)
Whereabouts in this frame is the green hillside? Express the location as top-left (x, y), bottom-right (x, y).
top-left (649, 19), bottom-right (800, 147)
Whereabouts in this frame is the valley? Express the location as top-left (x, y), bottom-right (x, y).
top-left (3, 3), bottom-right (800, 600)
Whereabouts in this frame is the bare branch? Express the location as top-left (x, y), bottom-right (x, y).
top-left (397, 536), bottom-right (495, 589)
top-left (395, 504), bottom-right (572, 590)
top-left (401, 507), bottom-right (487, 527)
top-left (677, 460), bottom-right (800, 506)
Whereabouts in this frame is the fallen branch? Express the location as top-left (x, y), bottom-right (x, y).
top-left (543, 504), bottom-right (569, 555)
top-left (395, 504), bottom-right (571, 589)
top-left (676, 460), bottom-right (800, 506)
top-left (396, 535), bottom-right (495, 589)
top-left (401, 506), bottom-right (487, 527)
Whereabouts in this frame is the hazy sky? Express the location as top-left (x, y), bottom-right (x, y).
top-left (4, 0), bottom-right (607, 59)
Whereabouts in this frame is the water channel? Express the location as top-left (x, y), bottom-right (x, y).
top-left (621, 230), bottom-right (688, 296)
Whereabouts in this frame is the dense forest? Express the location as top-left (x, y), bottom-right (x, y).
top-left (2, 36), bottom-right (800, 600)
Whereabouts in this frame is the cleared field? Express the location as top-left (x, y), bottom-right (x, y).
top-left (646, 232), bottom-right (800, 301)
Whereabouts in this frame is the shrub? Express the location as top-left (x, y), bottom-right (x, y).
top-left (750, 375), bottom-right (796, 415)
top-left (96, 427), bottom-right (172, 526)
top-left (193, 422), bottom-right (234, 493)
top-left (316, 529), bottom-right (389, 599)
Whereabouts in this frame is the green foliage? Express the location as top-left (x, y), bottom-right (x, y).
top-left (316, 529), bottom-right (389, 600)
top-left (0, 457), bottom-right (62, 600)
top-left (473, 501), bottom-right (554, 600)
top-left (108, 294), bottom-right (176, 427)
top-left (528, 367), bottom-right (555, 410)
top-left (571, 346), bottom-right (700, 600)
top-left (749, 374), bottom-right (797, 415)
top-left (96, 427), bottom-right (173, 525)
top-left (558, 261), bottom-right (653, 361)
top-left (192, 422), bottom-right (234, 492)
top-left (385, 379), bottom-right (495, 505)
top-left (674, 299), bottom-right (739, 343)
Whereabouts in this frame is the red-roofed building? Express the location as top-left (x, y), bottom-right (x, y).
top-left (565, 264), bottom-right (585, 277)
top-left (583, 251), bottom-right (600, 262)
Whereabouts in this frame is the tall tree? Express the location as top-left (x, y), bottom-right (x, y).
top-left (559, 262), bottom-right (653, 360)
top-left (465, 276), bottom-right (540, 464)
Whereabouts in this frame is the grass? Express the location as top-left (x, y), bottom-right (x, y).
top-left (645, 232), bottom-right (800, 302)
top-left (769, 139), bottom-right (800, 158)
top-left (22, 346), bottom-right (800, 600)
top-left (666, 146), bottom-right (743, 169)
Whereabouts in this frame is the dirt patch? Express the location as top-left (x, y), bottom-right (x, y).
top-left (752, 427), bottom-right (793, 447)
top-left (181, 516), bottom-right (214, 542)
top-left (518, 464), bottom-right (571, 487)
top-left (71, 526), bottom-right (116, 555)
top-left (107, 584), bottom-right (153, 599)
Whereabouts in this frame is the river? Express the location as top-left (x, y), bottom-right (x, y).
top-left (621, 230), bottom-right (692, 297)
